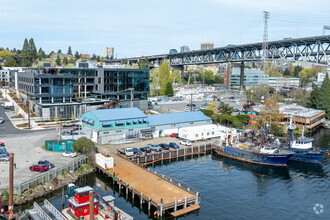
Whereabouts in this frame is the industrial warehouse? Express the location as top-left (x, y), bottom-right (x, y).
top-left (81, 107), bottom-right (212, 144)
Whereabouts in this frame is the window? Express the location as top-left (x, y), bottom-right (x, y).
top-left (104, 132), bottom-right (109, 134)
top-left (79, 208), bottom-right (82, 212)
top-left (207, 132), bottom-right (210, 136)
top-left (80, 194), bottom-right (83, 197)
top-left (190, 122), bottom-right (194, 124)
top-left (212, 132), bottom-right (214, 135)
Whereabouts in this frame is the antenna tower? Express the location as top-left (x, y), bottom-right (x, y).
top-left (262, 11), bottom-right (270, 72)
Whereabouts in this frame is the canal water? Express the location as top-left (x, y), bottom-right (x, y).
top-left (19, 128), bottom-right (330, 219)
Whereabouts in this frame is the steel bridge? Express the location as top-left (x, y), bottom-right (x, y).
top-left (117, 35), bottom-right (330, 66)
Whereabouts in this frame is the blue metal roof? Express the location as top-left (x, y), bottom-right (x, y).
top-left (148, 111), bottom-right (211, 126)
top-left (89, 107), bottom-right (146, 121)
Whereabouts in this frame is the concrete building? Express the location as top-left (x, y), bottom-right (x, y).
top-left (268, 77), bottom-right (299, 89)
top-left (201, 42), bottom-right (214, 50)
top-left (11, 67), bottom-right (149, 120)
top-left (104, 47), bottom-right (114, 59)
top-left (230, 68), bottom-right (269, 89)
top-left (180, 45), bottom-right (190, 53)
top-left (0, 70), bottom-right (10, 83)
top-left (317, 72), bottom-right (326, 83)
top-left (251, 103), bottom-right (325, 130)
top-left (81, 108), bottom-right (212, 144)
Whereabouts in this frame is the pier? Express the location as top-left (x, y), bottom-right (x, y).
top-left (97, 153), bottom-right (201, 217)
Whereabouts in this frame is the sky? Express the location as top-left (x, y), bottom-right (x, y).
top-left (0, 0), bottom-right (329, 58)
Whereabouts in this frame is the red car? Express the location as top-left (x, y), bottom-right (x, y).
top-left (29, 164), bottom-right (49, 172)
top-left (170, 133), bottom-right (178, 137)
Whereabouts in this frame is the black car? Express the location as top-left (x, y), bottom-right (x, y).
top-left (70, 130), bottom-right (79, 135)
top-left (159, 143), bottom-right (169, 150)
top-left (187, 103), bottom-right (196, 107)
top-left (37, 159), bottom-right (55, 169)
top-left (139, 146), bottom-right (151, 153)
top-left (133, 148), bottom-right (143, 156)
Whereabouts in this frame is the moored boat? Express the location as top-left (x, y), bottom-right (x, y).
top-left (215, 129), bottom-right (294, 166)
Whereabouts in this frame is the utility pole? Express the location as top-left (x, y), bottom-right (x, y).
top-left (26, 88), bottom-right (31, 129)
top-left (262, 11), bottom-right (270, 73)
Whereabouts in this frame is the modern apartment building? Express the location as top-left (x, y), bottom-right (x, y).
top-left (268, 77), bottom-right (299, 89)
top-left (180, 45), bottom-right (190, 53)
top-left (230, 68), bottom-right (269, 89)
top-left (12, 67), bottom-right (149, 120)
top-left (104, 47), bottom-right (114, 59)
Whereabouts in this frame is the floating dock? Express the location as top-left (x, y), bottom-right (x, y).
top-left (97, 153), bottom-right (201, 217)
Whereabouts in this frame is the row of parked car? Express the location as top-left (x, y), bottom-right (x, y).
top-left (124, 139), bottom-right (193, 156)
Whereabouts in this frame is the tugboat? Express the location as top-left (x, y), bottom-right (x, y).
top-left (62, 184), bottom-right (133, 220)
top-left (286, 117), bottom-right (328, 164)
top-left (215, 128), bottom-right (294, 166)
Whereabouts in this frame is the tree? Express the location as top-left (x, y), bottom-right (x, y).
top-left (73, 137), bottom-right (96, 167)
top-left (137, 57), bottom-right (149, 69)
top-left (158, 60), bottom-right (171, 95)
top-left (63, 57), bottom-right (69, 65)
top-left (307, 86), bottom-right (319, 108)
top-left (236, 114), bottom-right (250, 126)
top-left (0, 50), bottom-right (13, 59)
top-left (4, 57), bottom-right (18, 67)
top-left (57, 49), bottom-right (62, 54)
top-left (315, 74), bottom-right (330, 118)
top-left (49, 51), bottom-right (56, 57)
top-left (218, 101), bottom-right (234, 115)
top-left (28, 38), bottom-right (37, 59)
top-left (294, 65), bottom-right (303, 78)
top-left (200, 109), bottom-right (213, 117)
top-left (260, 95), bottom-right (283, 127)
top-left (74, 51), bottom-right (80, 59)
top-left (55, 55), bottom-right (61, 66)
top-left (283, 68), bottom-right (290, 77)
top-left (67, 46), bottom-right (72, 55)
top-left (164, 81), bottom-right (173, 96)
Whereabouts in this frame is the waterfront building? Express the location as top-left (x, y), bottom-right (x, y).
top-left (201, 42), bottom-right (214, 50)
top-left (230, 68), bottom-right (269, 89)
top-left (268, 77), bottom-right (299, 90)
top-left (251, 103), bottom-right (325, 130)
top-left (81, 108), bottom-right (211, 144)
top-left (180, 45), bottom-right (190, 53)
top-left (11, 67), bottom-right (149, 120)
top-left (104, 47), bottom-right (114, 59)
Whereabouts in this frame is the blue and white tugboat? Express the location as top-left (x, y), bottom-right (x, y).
top-left (287, 117), bottom-right (328, 164)
top-left (215, 129), bottom-right (294, 166)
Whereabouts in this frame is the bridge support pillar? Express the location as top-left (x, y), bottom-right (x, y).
top-left (226, 61), bottom-right (232, 91)
top-left (240, 61), bottom-right (245, 92)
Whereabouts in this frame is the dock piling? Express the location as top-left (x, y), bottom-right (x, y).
top-left (174, 200), bottom-right (177, 212)
top-left (195, 192), bottom-right (199, 204)
top-left (132, 187), bottom-right (135, 201)
top-left (119, 181), bottom-right (122, 195)
top-left (126, 183), bottom-right (129, 199)
top-left (160, 199), bottom-right (163, 217)
top-left (140, 192), bottom-right (143, 208)
top-left (148, 198), bottom-right (151, 215)
top-left (184, 197), bottom-right (187, 208)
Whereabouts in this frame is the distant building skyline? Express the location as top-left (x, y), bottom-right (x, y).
top-left (201, 42), bottom-right (214, 50)
top-left (104, 47), bottom-right (114, 59)
top-left (180, 45), bottom-right (190, 53)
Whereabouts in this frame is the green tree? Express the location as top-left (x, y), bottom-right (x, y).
top-left (63, 57), bottom-right (69, 65)
top-left (55, 55), bottom-right (61, 66)
top-left (307, 86), bottom-right (319, 108)
top-left (73, 137), bottom-right (96, 167)
top-left (57, 49), bottom-right (62, 54)
top-left (74, 51), bottom-right (80, 59)
top-left (315, 74), bottom-right (330, 118)
top-left (0, 50), bottom-right (13, 59)
top-left (4, 56), bottom-right (18, 67)
top-left (283, 68), bottom-right (290, 77)
top-left (164, 81), bottom-right (174, 96)
top-left (28, 38), bottom-right (37, 59)
top-left (236, 114), bottom-right (250, 126)
top-left (49, 51), bottom-right (56, 57)
top-left (67, 46), bottom-right (72, 55)
top-left (158, 60), bottom-right (171, 95)
top-left (137, 57), bottom-right (149, 69)
top-left (218, 101), bottom-right (234, 114)
top-left (200, 109), bottom-right (213, 117)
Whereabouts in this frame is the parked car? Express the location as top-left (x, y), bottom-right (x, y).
top-left (0, 155), bottom-right (9, 161)
top-left (0, 142), bottom-right (5, 147)
top-left (37, 159), bottom-right (55, 169)
top-left (133, 148), bottom-right (143, 156)
top-left (139, 146), bottom-right (151, 153)
top-left (180, 140), bottom-right (192, 146)
top-left (169, 142), bottom-right (180, 149)
top-left (61, 131), bottom-right (70, 136)
top-left (70, 130), bottom-right (79, 135)
top-left (185, 108), bottom-right (190, 112)
top-left (61, 151), bottom-right (77, 158)
top-left (159, 143), bottom-right (169, 150)
top-left (0, 117), bottom-right (4, 124)
top-left (73, 124), bottom-right (82, 130)
top-left (0, 149), bottom-right (8, 156)
top-left (187, 104), bottom-right (196, 107)
top-left (170, 133), bottom-right (178, 137)
top-left (148, 144), bottom-right (162, 152)
top-left (125, 148), bottom-right (134, 157)
top-left (30, 164), bottom-right (49, 172)
top-left (62, 121), bottom-right (76, 127)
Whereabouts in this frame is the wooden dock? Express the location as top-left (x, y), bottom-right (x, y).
top-left (121, 143), bottom-right (213, 165)
top-left (97, 153), bottom-right (201, 217)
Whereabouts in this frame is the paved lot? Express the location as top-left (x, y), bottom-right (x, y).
top-left (0, 129), bottom-right (78, 188)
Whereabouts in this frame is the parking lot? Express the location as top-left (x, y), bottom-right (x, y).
top-left (98, 136), bottom-right (216, 156)
top-left (0, 129), bottom-right (80, 189)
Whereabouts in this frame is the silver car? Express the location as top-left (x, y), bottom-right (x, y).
top-left (0, 117), bottom-right (4, 124)
top-left (0, 155), bottom-right (9, 161)
top-left (147, 144), bottom-right (163, 152)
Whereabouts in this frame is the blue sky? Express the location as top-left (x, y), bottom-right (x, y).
top-left (1, 0), bottom-right (329, 57)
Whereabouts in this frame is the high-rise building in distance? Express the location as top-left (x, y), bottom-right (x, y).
top-left (180, 45), bottom-right (190, 52)
top-left (104, 47), bottom-right (114, 59)
top-left (201, 42), bottom-right (214, 50)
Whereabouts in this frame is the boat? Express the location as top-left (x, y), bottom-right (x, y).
top-left (62, 184), bottom-right (133, 220)
top-left (286, 117), bottom-right (328, 164)
top-left (215, 129), bottom-right (294, 166)
top-left (322, 120), bottom-right (330, 129)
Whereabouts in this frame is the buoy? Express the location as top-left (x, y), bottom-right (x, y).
top-left (154, 211), bottom-right (158, 217)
